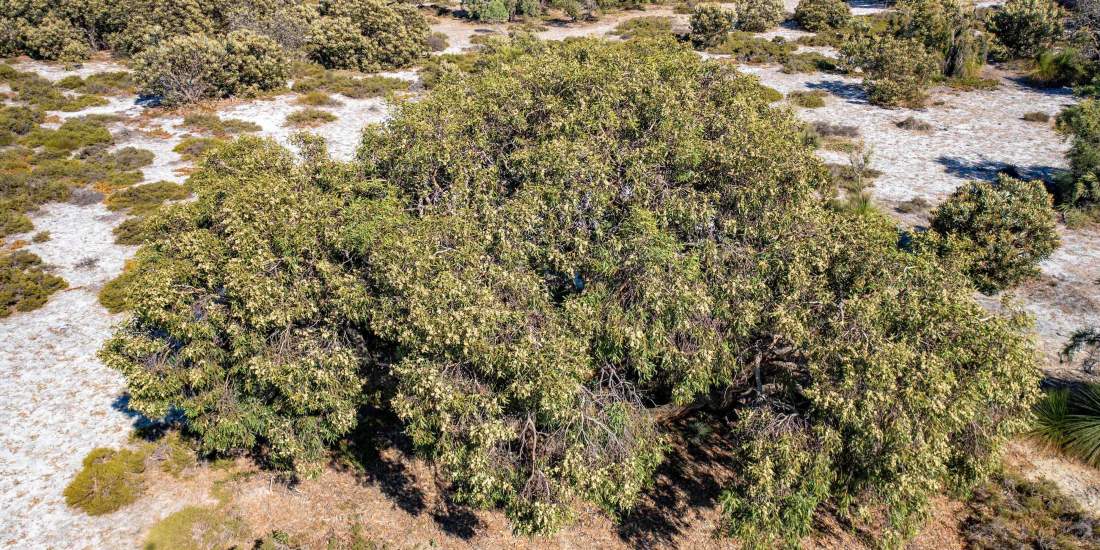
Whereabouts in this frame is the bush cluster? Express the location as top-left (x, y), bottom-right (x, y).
top-left (930, 175), bottom-right (1060, 293)
top-left (304, 0), bottom-right (429, 72)
top-left (794, 0), bottom-right (851, 32)
top-left (843, 34), bottom-right (941, 106)
top-left (736, 0), bottom-right (785, 32)
top-left (102, 38), bottom-right (1042, 543)
top-left (988, 0), bottom-right (1064, 59)
top-left (690, 3), bottom-right (738, 47)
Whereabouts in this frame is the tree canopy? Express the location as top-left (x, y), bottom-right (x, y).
top-left (103, 37), bottom-right (1043, 545)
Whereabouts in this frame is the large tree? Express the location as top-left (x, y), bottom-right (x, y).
top-left (104, 37), bottom-right (1042, 545)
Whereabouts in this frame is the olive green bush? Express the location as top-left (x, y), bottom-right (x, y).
top-left (1, 250), bottom-right (67, 317)
top-left (930, 175), bottom-right (1060, 293)
top-left (134, 31), bottom-right (288, 105)
top-left (691, 3), bottom-right (738, 48)
top-left (62, 447), bottom-right (146, 515)
top-left (988, 0), bottom-right (1064, 59)
top-left (612, 16), bottom-right (674, 40)
top-left (889, 0), bottom-right (990, 79)
top-left (736, 0), bottom-right (785, 32)
top-left (105, 38), bottom-right (1043, 544)
top-left (1055, 99), bottom-right (1100, 208)
top-left (305, 0), bottom-right (429, 72)
top-left (843, 34), bottom-right (941, 106)
top-left (100, 135), bottom-right (374, 475)
top-left (794, 0), bottom-right (851, 32)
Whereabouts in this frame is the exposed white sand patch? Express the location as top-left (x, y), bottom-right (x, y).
top-left (0, 203), bottom-right (139, 549)
top-left (10, 58), bottom-right (131, 82)
top-left (217, 94), bottom-right (394, 161)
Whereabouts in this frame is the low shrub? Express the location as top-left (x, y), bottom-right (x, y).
top-left (143, 506), bottom-right (249, 550)
top-left (843, 35), bottom-right (940, 107)
top-left (1030, 48), bottom-right (1089, 88)
top-left (21, 118), bottom-right (113, 152)
top-left (896, 116), bottom-right (934, 131)
top-left (292, 72), bottom-right (410, 99)
top-left (788, 89), bottom-right (827, 107)
top-left (1, 251), bottom-right (67, 317)
top-left (428, 31), bottom-right (450, 52)
top-left (1023, 111), bottom-right (1051, 122)
top-left (930, 175), bottom-right (1060, 293)
top-left (106, 181), bottom-right (190, 216)
top-left (113, 216), bottom-right (154, 245)
top-left (781, 52), bottom-right (842, 73)
top-left (613, 16), bottom-right (675, 40)
top-left (895, 196), bottom-right (931, 213)
top-left (794, 0), bottom-right (850, 31)
top-left (295, 91), bottom-right (342, 107)
top-left (813, 121), bottom-right (860, 137)
top-left (62, 447), bottom-right (146, 516)
top-left (173, 137), bottom-right (223, 161)
top-left (1055, 99), bottom-right (1100, 208)
top-left (179, 113), bottom-right (262, 135)
top-left (709, 32), bottom-right (796, 62)
top-left (962, 470), bottom-right (1100, 549)
top-left (417, 53), bottom-right (482, 90)
top-left (736, 0), bottom-right (785, 32)
top-left (1032, 384), bottom-right (1100, 468)
top-left (691, 4), bottom-right (737, 48)
top-left (31, 231), bottom-right (50, 243)
top-left (56, 72), bottom-right (135, 96)
top-left (284, 108), bottom-right (337, 127)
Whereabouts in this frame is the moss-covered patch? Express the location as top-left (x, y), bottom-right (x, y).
top-left (143, 506), bottom-right (249, 550)
top-left (21, 118), bottom-right (113, 152)
top-left (0, 250), bottom-right (67, 316)
top-left (284, 108), bottom-right (337, 127)
top-left (173, 137), bottom-right (223, 161)
top-left (63, 447), bottom-right (147, 516)
top-left (0, 64), bottom-right (110, 112)
top-left (295, 91), bottom-right (342, 107)
top-left (56, 72), bottom-right (135, 96)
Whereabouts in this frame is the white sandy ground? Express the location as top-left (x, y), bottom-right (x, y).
top-left (1, 5), bottom-right (1099, 546)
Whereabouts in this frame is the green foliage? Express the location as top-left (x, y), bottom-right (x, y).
top-left (1030, 48), bottom-right (1089, 86)
top-left (179, 113), bottom-right (261, 136)
top-left (305, 0), bottom-right (429, 71)
top-left (612, 16), bottom-right (674, 40)
top-left (173, 136), bottom-right (223, 161)
top-left (56, 72), bottom-right (135, 96)
top-left (105, 181), bottom-right (190, 215)
top-left (99, 261), bottom-right (139, 314)
top-left (466, 0), bottom-right (512, 22)
top-left (788, 89), bottom-right (827, 107)
top-left (296, 91), bottom-right (341, 107)
top-left (794, 0), bottom-right (851, 32)
top-left (930, 175), bottom-right (1060, 293)
top-left (291, 72), bottom-right (410, 99)
top-left (284, 108), bottom-right (337, 127)
top-left (1032, 384), bottom-right (1100, 467)
top-left (962, 470), bottom-right (1100, 549)
top-left (988, 0), bottom-right (1063, 59)
top-left (100, 135), bottom-right (374, 475)
top-left (1, 250), bottom-right (67, 317)
top-left (708, 32), bottom-right (796, 62)
top-left (1055, 99), bottom-right (1100, 207)
top-left (134, 31), bottom-right (289, 105)
top-left (105, 37), bottom-right (1044, 542)
top-left (736, 0), bottom-right (785, 32)
top-left (62, 447), bottom-right (146, 515)
top-left (0, 65), bottom-right (109, 112)
top-left (417, 53), bottom-right (482, 90)
top-left (143, 505), bottom-right (249, 550)
top-left (843, 34), bottom-right (941, 106)
top-left (691, 4), bottom-right (737, 48)
top-left (22, 118), bottom-right (112, 152)
top-left (782, 51), bottom-right (842, 73)
top-left (889, 0), bottom-right (990, 79)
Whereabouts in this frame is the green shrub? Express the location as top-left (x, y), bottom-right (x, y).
top-left (1055, 99), bottom-right (1100, 208)
top-left (889, 0), bottom-right (991, 79)
top-left (788, 89), bottom-right (828, 107)
top-left (736, 0), bottom-right (785, 32)
top-left (173, 136), bottom-right (223, 161)
top-left (20, 13), bottom-right (90, 61)
top-left (843, 34), bottom-right (940, 107)
top-left (21, 118), bottom-right (113, 152)
top-left (930, 175), bottom-right (1060, 293)
top-left (104, 38), bottom-right (1043, 543)
top-left (428, 31), bottom-right (449, 52)
top-left (794, 0), bottom-right (851, 32)
top-left (417, 52), bottom-right (482, 90)
top-left (224, 30), bottom-right (290, 96)
top-left (1, 251), bottom-right (67, 317)
top-left (295, 91), bottom-right (341, 107)
top-left (62, 447), bottom-right (146, 516)
top-left (284, 108), bottom-right (337, 127)
top-left (32, 230), bottom-right (50, 243)
top-left (1032, 384), bottom-right (1100, 467)
top-left (781, 51), bottom-right (842, 73)
top-left (988, 0), bottom-right (1063, 59)
top-left (963, 470), bottom-right (1100, 549)
top-left (143, 506), bottom-right (249, 550)
top-left (690, 4), bottom-right (737, 48)
top-left (305, 0), bottom-right (429, 71)
top-left (179, 113), bottom-right (262, 135)
top-left (105, 181), bottom-right (190, 215)
top-left (292, 72), bottom-right (410, 99)
top-left (466, 0), bottom-right (512, 22)
top-left (133, 34), bottom-right (234, 105)
top-left (613, 16), bottom-right (674, 40)
top-left (709, 32), bottom-right (796, 62)
top-left (56, 72), bottom-right (135, 96)
top-left (1023, 110), bottom-right (1051, 122)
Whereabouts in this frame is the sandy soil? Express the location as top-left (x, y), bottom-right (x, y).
top-left (1, 4), bottom-right (1099, 548)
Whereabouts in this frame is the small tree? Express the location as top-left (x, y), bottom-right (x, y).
top-left (843, 34), bottom-right (941, 107)
top-left (690, 3), bottom-right (738, 48)
top-left (930, 175), bottom-right (1060, 293)
top-left (989, 0), bottom-right (1064, 59)
top-left (737, 0), bottom-right (785, 32)
top-left (794, 0), bottom-right (851, 32)
top-left (133, 33), bottom-right (235, 105)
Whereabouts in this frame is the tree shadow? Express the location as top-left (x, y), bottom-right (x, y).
top-left (615, 414), bottom-right (738, 547)
top-left (332, 412), bottom-right (482, 540)
top-left (806, 80), bottom-right (867, 104)
top-left (847, 0), bottom-right (891, 8)
top-left (1003, 76), bottom-right (1076, 99)
top-left (112, 393), bottom-right (178, 437)
top-left (935, 156), bottom-right (1063, 183)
